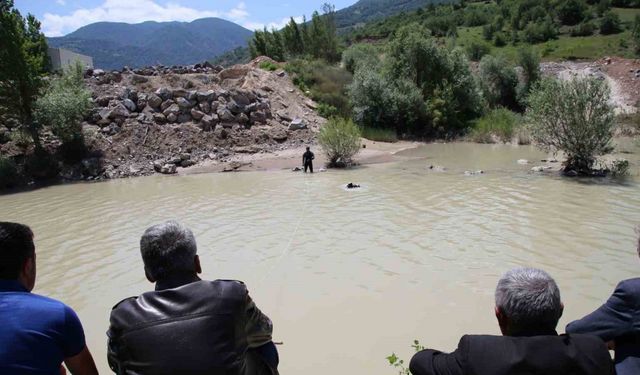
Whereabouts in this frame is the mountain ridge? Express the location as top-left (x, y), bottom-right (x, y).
top-left (47, 17), bottom-right (253, 70)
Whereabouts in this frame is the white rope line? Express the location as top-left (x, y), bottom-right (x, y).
top-left (258, 174), bottom-right (312, 283)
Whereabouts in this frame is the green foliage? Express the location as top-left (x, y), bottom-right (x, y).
top-left (286, 59), bottom-right (352, 118)
top-left (360, 126), bottom-right (398, 143)
top-left (466, 41), bottom-right (491, 61)
top-left (0, 0), bottom-right (50, 152)
top-left (600, 10), bottom-right (623, 34)
top-left (609, 159), bottom-right (630, 177)
top-left (557, 0), bottom-right (589, 26)
top-left (259, 61), bottom-right (279, 71)
top-left (318, 117), bottom-right (361, 167)
top-left (478, 55), bottom-right (520, 111)
top-left (516, 47), bottom-right (541, 103)
top-left (317, 103), bottom-right (339, 118)
top-left (570, 21), bottom-right (597, 36)
top-left (34, 62), bottom-right (93, 159)
top-left (527, 78), bottom-right (616, 174)
top-left (387, 340), bottom-right (425, 375)
top-left (210, 46), bottom-right (252, 67)
top-left (0, 156), bottom-right (19, 188)
top-left (470, 107), bottom-right (523, 143)
top-left (633, 15), bottom-right (640, 54)
top-left (250, 5), bottom-right (340, 63)
top-left (342, 43), bottom-right (380, 74)
top-left (521, 18), bottom-right (558, 44)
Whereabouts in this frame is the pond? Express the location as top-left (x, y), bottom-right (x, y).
top-left (2, 142), bottom-right (639, 374)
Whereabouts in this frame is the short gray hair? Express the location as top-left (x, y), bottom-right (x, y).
top-left (495, 267), bottom-right (562, 331)
top-left (140, 221), bottom-right (197, 280)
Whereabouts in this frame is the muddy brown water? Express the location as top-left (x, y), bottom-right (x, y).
top-left (3, 142), bottom-right (640, 374)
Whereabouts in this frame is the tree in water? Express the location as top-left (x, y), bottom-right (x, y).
top-left (527, 78), bottom-right (615, 175)
top-left (0, 0), bottom-right (50, 152)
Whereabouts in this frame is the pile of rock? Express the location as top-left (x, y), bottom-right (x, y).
top-left (87, 86), bottom-right (273, 133)
top-left (85, 62), bottom-right (224, 83)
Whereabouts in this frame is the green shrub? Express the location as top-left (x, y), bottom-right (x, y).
top-left (478, 55), bottom-right (520, 111)
top-left (361, 126), bottom-right (398, 143)
top-left (34, 62), bottom-right (92, 155)
top-left (317, 103), bottom-right (339, 118)
top-left (387, 340), bottom-right (425, 375)
top-left (570, 21), bottom-right (596, 36)
top-left (342, 43), bottom-right (380, 74)
top-left (318, 117), bottom-right (362, 167)
top-left (600, 11), bottom-right (622, 35)
top-left (609, 159), bottom-right (630, 177)
top-left (466, 41), bottom-right (491, 62)
top-left (527, 78), bottom-right (615, 175)
top-left (259, 61), bottom-right (279, 71)
top-left (632, 15), bottom-right (640, 55)
top-left (470, 108), bottom-right (523, 143)
top-left (0, 156), bottom-right (19, 188)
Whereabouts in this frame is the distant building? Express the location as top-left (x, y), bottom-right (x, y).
top-left (47, 47), bottom-right (93, 71)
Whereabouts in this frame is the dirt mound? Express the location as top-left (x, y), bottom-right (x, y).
top-left (74, 57), bottom-right (325, 180)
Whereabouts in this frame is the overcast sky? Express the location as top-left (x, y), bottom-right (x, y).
top-left (14, 0), bottom-right (356, 37)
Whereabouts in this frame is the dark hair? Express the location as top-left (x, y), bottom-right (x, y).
top-left (0, 222), bottom-right (35, 279)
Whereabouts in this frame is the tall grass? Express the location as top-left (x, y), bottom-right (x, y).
top-left (361, 126), bottom-right (398, 143)
top-left (470, 107), bottom-right (524, 143)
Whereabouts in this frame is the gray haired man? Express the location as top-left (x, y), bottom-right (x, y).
top-left (410, 267), bottom-right (614, 375)
top-left (107, 221), bottom-right (278, 375)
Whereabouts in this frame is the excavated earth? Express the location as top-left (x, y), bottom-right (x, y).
top-left (0, 57), bottom-right (325, 183)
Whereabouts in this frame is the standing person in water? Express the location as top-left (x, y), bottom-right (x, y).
top-left (0, 222), bottom-right (99, 375)
top-left (566, 230), bottom-right (640, 375)
top-left (302, 146), bottom-right (314, 173)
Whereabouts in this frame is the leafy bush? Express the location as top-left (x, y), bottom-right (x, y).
top-left (527, 78), bottom-right (615, 175)
top-left (478, 55), bottom-right (520, 111)
top-left (517, 47), bottom-right (541, 104)
top-left (34, 62), bottom-right (92, 158)
top-left (521, 19), bottom-right (558, 44)
top-left (317, 103), bottom-right (339, 118)
top-left (466, 41), bottom-right (491, 62)
top-left (470, 108), bottom-right (523, 143)
top-left (557, 0), bottom-right (588, 26)
top-left (609, 159), bottom-right (630, 177)
top-left (259, 61), bottom-right (279, 71)
top-left (286, 59), bottom-right (352, 117)
top-left (342, 43), bottom-right (380, 74)
top-left (318, 117), bottom-right (362, 167)
top-left (633, 15), bottom-right (640, 55)
top-left (360, 126), bottom-right (398, 143)
top-left (0, 156), bottom-right (19, 188)
top-left (600, 11), bottom-right (622, 35)
top-left (570, 21), bottom-right (596, 36)
top-left (387, 340), bottom-right (425, 375)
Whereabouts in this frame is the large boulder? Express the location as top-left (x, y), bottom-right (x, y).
top-left (147, 94), bottom-right (162, 109)
top-left (190, 108), bottom-right (205, 121)
top-left (153, 113), bottom-right (167, 125)
top-left (288, 118), bottom-right (307, 130)
top-left (160, 99), bottom-right (175, 111)
top-left (176, 97), bottom-right (193, 110)
top-left (199, 114), bottom-right (216, 131)
top-left (108, 103), bottom-right (129, 119)
top-left (230, 90), bottom-right (252, 106)
top-left (95, 95), bottom-right (115, 107)
top-left (131, 74), bottom-right (148, 84)
top-left (217, 107), bottom-right (235, 122)
top-left (198, 101), bottom-right (211, 114)
top-left (250, 111), bottom-right (268, 124)
top-left (197, 90), bottom-right (215, 103)
top-left (160, 164), bottom-right (177, 174)
top-left (123, 99), bottom-right (137, 112)
top-left (166, 113), bottom-right (178, 123)
top-left (177, 113), bottom-right (191, 123)
top-left (155, 87), bottom-right (172, 101)
top-left (163, 104), bottom-right (180, 117)
top-left (226, 100), bottom-right (243, 114)
top-left (237, 113), bottom-right (249, 125)
top-left (172, 88), bottom-right (188, 98)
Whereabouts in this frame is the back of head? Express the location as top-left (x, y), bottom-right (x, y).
top-left (140, 221), bottom-right (197, 281)
top-left (495, 267), bottom-right (563, 334)
top-left (0, 222), bottom-right (34, 280)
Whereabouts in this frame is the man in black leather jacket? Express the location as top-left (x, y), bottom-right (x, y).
top-left (107, 221), bottom-right (278, 375)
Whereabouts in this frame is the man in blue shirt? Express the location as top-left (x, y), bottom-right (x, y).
top-left (0, 222), bottom-right (99, 375)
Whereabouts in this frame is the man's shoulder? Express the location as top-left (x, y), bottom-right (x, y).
top-left (18, 292), bottom-right (73, 315)
top-left (617, 277), bottom-right (640, 293)
top-left (111, 279), bottom-right (248, 312)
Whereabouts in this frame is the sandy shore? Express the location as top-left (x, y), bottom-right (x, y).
top-left (180, 139), bottom-right (423, 175)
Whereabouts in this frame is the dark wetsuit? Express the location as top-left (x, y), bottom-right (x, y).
top-left (303, 151), bottom-right (315, 173)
